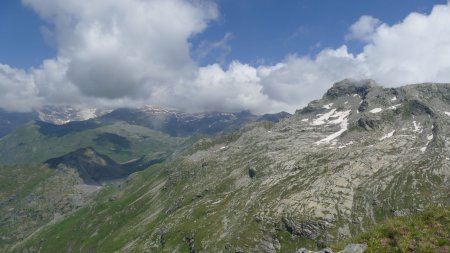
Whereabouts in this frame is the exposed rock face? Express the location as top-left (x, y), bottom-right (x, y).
top-left (357, 100), bottom-right (369, 113)
top-left (10, 81), bottom-right (450, 253)
top-left (258, 112), bottom-right (291, 123)
top-left (297, 244), bottom-right (367, 253)
top-left (249, 167), bottom-right (257, 179)
top-left (339, 244), bottom-right (367, 253)
top-left (283, 218), bottom-right (326, 239)
top-left (325, 79), bottom-right (377, 99)
top-left (357, 116), bottom-right (379, 130)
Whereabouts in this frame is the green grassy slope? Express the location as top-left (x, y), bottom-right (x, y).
top-left (0, 121), bottom-right (186, 165)
top-left (0, 164), bottom-right (80, 251)
top-left (0, 120), bottom-right (189, 252)
top-left (333, 206), bottom-right (449, 253)
top-left (11, 163), bottom-right (170, 252)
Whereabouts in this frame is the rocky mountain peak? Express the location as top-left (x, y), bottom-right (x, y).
top-left (36, 105), bottom-right (112, 125)
top-left (45, 147), bottom-right (123, 185)
top-left (325, 79), bottom-right (379, 99)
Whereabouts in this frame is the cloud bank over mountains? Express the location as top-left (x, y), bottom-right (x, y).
top-left (1, 0), bottom-right (450, 113)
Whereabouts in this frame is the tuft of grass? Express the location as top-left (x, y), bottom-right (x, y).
top-left (333, 205), bottom-right (450, 253)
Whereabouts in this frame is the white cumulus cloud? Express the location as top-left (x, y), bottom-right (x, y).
top-left (0, 1), bottom-right (449, 114)
top-left (346, 15), bottom-right (382, 41)
top-left (0, 64), bottom-right (40, 112)
top-left (23, 0), bottom-right (218, 99)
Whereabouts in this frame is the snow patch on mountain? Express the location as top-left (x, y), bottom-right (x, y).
top-left (338, 141), bottom-right (354, 149)
top-left (412, 121), bottom-right (422, 133)
top-left (315, 110), bottom-right (351, 145)
top-left (328, 110), bottom-right (351, 125)
top-left (369, 108), bottom-right (382, 113)
top-left (311, 109), bottom-right (351, 126)
top-left (388, 104), bottom-right (402, 110)
top-left (37, 106), bottom-right (111, 125)
top-left (312, 109), bottom-right (337, 126)
top-left (77, 108), bottom-right (100, 120)
top-left (380, 130), bottom-right (395, 140)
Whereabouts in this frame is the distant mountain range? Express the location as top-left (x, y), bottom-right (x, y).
top-left (0, 105), bottom-right (290, 138)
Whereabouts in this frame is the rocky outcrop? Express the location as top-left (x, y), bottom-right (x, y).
top-left (325, 79), bottom-right (377, 99)
top-left (357, 100), bottom-right (368, 113)
top-left (357, 116), bottom-right (380, 130)
top-left (297, 244), bottom-right (367, 253)
top-left (249, 167), bottom-right (257, 179)
top-left (283, 218), bottom-right (326, 239)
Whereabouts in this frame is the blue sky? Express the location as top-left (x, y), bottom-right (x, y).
top-left (0, 0), bottom-right (55, 68)
top-left (193, 0), bottom-right (447, 65)
top-left (0, 0), bottom-right (449, 113)
top-left (1, 0), bottom-right (446, 69)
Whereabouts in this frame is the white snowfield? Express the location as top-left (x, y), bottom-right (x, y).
top-left (379, 130), bottom-right (395, 140)
top-left (338, 141), bottom-right (353, 149)
top-left (412, 121), bottom-right (422, 133)
top-left (315, 110), bottom-right (351, 145)
top-left (369, 108), bottom-right (383, 113)
top-left (391, 97), bottom-right (397, 101)
top-left (444, 111), bottom-right (450, 116)
top-left (77, 108), bottom-right (98, 120)
top-left (421, 133), bottom-right (434, 152)
top-left (312, 109), bottom-right (337, 126)
top-left (322, 103), bottom-right (333, 109)
top-left (312, 109), bottom-right (351, 126)
top-left (388, 104), bottom-right (401, 110)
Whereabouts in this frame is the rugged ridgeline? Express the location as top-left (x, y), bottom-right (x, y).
top-left (0, 106), bottom-right (110, 138)
top-left (0, 106), bottom-right (289, 166)
top-left (5, 80), bottom-right (450, 252)
top-left (100, 106), bottom-right (290, 137)
top-left (0, 105), bottom-right (290, 139)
